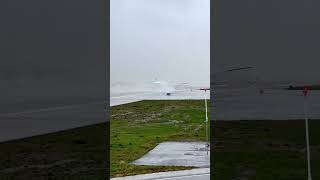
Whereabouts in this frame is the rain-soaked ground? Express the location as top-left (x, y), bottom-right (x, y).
top-left (132, 141), bottom-right (210, 168)
top-left (111, 86), bottom-right (320, 120)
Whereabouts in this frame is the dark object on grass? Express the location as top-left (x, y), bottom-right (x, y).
top-left (72, 139), bottom-right (87, 145)
top-left (286, 85), bottom-right (320, 90)
top-left (259, 89), bottom-right (264, 95)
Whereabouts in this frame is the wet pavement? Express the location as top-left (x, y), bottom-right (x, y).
top-left (132, 141), bottom-right (210, 168)
top-left (110, 90), bottom-right (210, 107)
top-left (111, 168), bottom-right (210, 180)
top-left (214, 88), bottom-right (320, 120)
top-left (0, 97), bottom-right (106, 142)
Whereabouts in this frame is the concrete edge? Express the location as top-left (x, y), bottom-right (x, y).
top-left (110, 168), bottom-right (210, 180)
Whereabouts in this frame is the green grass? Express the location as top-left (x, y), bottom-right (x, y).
top-left (110, 100), bottom-right (210, 177)
top-left (3, 100), bottom-right (319, 179)
top-left (213, 120), bottom-right (320, 179)
top-left (0, 100), bottom-right (209, 179)
top-left (0, 123), bottom-right (107, 180)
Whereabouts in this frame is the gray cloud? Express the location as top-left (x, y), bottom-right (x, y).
top-left (0, 0), bottom-right (106, 99)
top-left (111, 0), bottom-right (210, 86)
top-left (214, 0), bottom-right (320, 85)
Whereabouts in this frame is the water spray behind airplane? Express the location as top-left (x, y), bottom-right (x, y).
top-left (152, 80), bottom-right (191, 96)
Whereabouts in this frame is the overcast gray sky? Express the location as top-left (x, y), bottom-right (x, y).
top-left (214, 0), bottom-right (320, 85)
top-left (0, 0), bottom-right (106, 99)
top-left (111, 0), bottom-right (210, 86)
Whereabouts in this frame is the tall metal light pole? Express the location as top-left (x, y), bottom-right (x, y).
top-left (197, 66), bottom-right (254, 155)
top-left (200, 88), bottom-right (210, 154)
top-left (303, 86), bottom-right (312, 180)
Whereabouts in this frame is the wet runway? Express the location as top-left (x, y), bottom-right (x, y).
top-left (0, 97), bottom-right (106, 142)
top-left (214, 88), bottom-right (320, 120)
top-left (110, 86), bottom-right (320, 121)
top-left (110, 90), bottom-right (210, 106)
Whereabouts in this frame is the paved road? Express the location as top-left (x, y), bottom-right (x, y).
top-left (159, 174), bottom-right (209, 180)
top-left (111, 168), bottom-right (210, 180)
top-left (160, 173), bottom-right (209, 180)
top-left (0, 97), bottom-right (106, 142)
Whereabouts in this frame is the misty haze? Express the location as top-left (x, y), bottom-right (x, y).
top-left (111, 0), bottom-right (210, 99)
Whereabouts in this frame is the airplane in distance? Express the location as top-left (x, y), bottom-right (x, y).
top-left (152, 80), bottom-right (194, 96)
